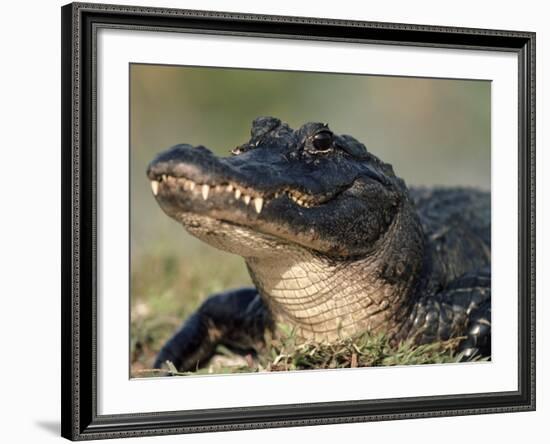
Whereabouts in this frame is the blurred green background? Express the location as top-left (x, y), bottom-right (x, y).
top-left (129, 64), bottom-right (490, 375)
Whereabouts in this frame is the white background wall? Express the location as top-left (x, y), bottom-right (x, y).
top-left (0, 0), bottom-right (546, 442)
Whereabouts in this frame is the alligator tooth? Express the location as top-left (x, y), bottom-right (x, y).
top-left (215, 185), bottom-right (223, 193)
top-left (201, 184), bottom-right (210, 200)
top-left (234, 189), bottom-right (242, 199)
top-left (226, 184), bottom-right (234, 192)
top-left (243, 195), bottom-right (251, 205)
top-left (254, 197), bottom-right (263, 214)
top-left (189, 182), bottom-right (195, 191)
top-left (150, 180), bottom-right (159, 196)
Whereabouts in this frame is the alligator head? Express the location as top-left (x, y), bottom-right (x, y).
top-left (147, 117), bottom-right (425, 340)
top-left (147, 117), bottom-right (415, 257)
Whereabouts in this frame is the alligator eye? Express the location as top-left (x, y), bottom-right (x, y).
top-left (312, 130), bottom-right (333, 152)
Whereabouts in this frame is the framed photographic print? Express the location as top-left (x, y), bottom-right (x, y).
top-left (61, 2), bottom-right (536, 440)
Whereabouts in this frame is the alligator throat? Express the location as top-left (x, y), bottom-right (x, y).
top-left (242, 205), bottom-right (424, 341)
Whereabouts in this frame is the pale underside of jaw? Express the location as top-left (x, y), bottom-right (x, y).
top-left (174, 211), bottom-right (303, 260)
top-left (149, 174), bottom-right (326, 213)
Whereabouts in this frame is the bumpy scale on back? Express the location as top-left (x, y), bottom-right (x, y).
top-left (146, 117), bottom-right (491, 372)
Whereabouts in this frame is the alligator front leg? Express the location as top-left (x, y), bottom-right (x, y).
top-left (403, 267), bottom-right (491, 359)
top-left (154, 287), bottom-right (273, 372)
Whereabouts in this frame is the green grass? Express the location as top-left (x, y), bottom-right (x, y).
top-left (258, 324), bottom-right (470, 371)
top-left (130, 250), bottom-right (251, 374)
top-left (131, 254), bottom-right (481, 378)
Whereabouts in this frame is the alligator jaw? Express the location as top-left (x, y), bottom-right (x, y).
top-left (147, 167), bottom-right (352, 257)
top-left (150, 173), bottom-right (275, 216)
top-left (149, 173), bottom-right (338, 215)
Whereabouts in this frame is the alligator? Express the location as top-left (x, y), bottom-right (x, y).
top-left (146, 116), bottom-right (491, 372)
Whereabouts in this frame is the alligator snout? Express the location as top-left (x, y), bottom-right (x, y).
top-left (146, 144), bottom-right (227, 184)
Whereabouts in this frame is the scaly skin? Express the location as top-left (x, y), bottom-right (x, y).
top-left (147, 117), bottom-right (491, 371)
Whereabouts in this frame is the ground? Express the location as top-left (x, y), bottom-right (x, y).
top-left (130, 250), bottom-right (482, 377)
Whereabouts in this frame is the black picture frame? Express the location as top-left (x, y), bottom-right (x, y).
top-left (61, 2), bottom-right (536, 440)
